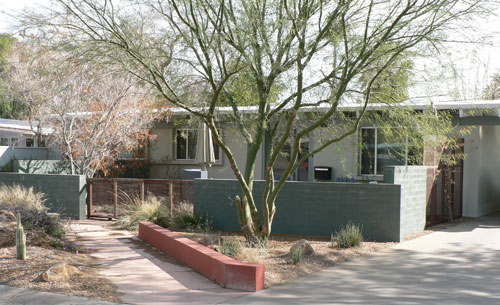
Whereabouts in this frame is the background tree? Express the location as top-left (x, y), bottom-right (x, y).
top-left (19, 0), bottom-right (487, 241)
top-left (483, 73), bottom-right (500, 99)
top-left (0, 33), bottom-right (26, 119)
top-left (4, 39), bottom-right (159, 177)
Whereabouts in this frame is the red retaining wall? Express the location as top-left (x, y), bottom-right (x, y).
top-left (138, 222), bottom-right (265, 291)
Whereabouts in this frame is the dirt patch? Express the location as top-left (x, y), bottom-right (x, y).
top-left (0, 242), bottom-right (120, 302)
top-left (179, 231), bottom-right (395, 287)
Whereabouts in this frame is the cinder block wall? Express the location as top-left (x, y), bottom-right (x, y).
top-left (384, 166), bottom-right (428, 240)
top-left (195, 166), bottom-right (429, 242)
top-left (0, 173), bottom-right (86, 219)
top-left (195, 180), bottom-right (402, 241)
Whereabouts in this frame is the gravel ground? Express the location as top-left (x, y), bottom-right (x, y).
top-left (0, 244), bottom-right (120, 303)
top-left (180, 231), bottom-right (395, 287)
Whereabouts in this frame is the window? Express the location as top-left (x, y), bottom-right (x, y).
top-left (10, 138), bottom-right (19, 147)
top-left (0, 138), bottom-right (8, 146)
top-left (175, 129), bottom-right (220, 161)
top-left (360, 128), bottom-right (407, 175)
top-left (273, 140), bottom-right (309, 181)
top-left (25, 138), bottom-right (35, 147)
top-left (38, 138), bottom-right (46, 147)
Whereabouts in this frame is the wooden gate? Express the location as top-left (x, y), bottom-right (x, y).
top-left (86, 178), bottom-right (194, 219)
top-left (426, 139), bottom-right (464, 225)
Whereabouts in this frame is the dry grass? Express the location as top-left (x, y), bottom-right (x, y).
top-left (114, 194), bottom-right (169, 230)
top-left (0, 184), bottom-right (46, 211)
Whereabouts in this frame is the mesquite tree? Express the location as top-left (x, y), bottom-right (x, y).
top-left (19, 0), bottom-right (486, 240)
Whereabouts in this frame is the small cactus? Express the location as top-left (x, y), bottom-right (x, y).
top-left (16, 214), bottom-right (26, 260)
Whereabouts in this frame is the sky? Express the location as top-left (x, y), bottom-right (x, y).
top-left (1, 0), bottom-right (499, 101)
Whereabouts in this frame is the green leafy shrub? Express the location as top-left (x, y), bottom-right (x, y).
top-left (171, 201), bottom-right (212, 232)
top-left (332, 222), bottom-right (363, 248)
top-left (221, 237), bottom-right (242, 258)
top-left (115, 194), bottom-right (169, 230)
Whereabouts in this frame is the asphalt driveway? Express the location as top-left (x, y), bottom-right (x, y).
top-left (225, 213), bottom-right (500, 305)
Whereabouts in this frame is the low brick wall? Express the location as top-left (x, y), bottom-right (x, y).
top-left (138, 222), bottom-right (264, 291)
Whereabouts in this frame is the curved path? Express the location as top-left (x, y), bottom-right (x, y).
top-left (225, 213), bottom-right (500, 305)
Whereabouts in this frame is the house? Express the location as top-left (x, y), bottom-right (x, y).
top-left (0, 118), bottom-right (59, 169)
top-left (146, 98), bottom-right (500, 222)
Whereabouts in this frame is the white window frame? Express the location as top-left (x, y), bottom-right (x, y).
top-left (10, 137), bottom-right (19, 148)
top-left (172, 128), bottom-right (223, 165)
top-left (359, 127), bottom-right (409, 177)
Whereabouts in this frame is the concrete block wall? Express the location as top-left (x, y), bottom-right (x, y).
top-left (195, 179), bottom-right (402, 242)
top-left (0, 173), bottom-right (86, 219)
top-left (14, 160), bottom-right (69, 174)
top-left (384, 166), bottom-right (428, 240)
top-left (0, 147), bottom-right (60, 167)
top-left (195, 166), bottom-right (429, 242)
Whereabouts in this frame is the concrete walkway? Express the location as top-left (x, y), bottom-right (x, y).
top-left (70, 220), bottom-right (249, 305)
top-left (225, 213), bottom-right (500, 305)
top-left (0, 285), bottom-right (123, 305)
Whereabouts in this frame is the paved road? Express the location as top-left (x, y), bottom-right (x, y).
top-left (225, 213), bottom-right (500, 305)
top-left (0, 285), bottom-right (125, 305)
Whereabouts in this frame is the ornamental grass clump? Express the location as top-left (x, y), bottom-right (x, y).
top-left (171, 201), bottom-right (212, 232)
top-left (115, 194), bottom-right (169, 230)
top-left (0, 184), bottom-right (46, 211)
top-left (332, 222), bottom-right (363, 248)
top-left (0, 184), bottom-right (64, 237)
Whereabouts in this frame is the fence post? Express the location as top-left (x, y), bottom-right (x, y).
top-left (141, 181), bottom-right (145, 201)
top-left (114, 179), bottom-right (118, 219)
top-left (169, 182), bottom-right (174, 216)
top-left (86, 180), bottom-right (92, 219)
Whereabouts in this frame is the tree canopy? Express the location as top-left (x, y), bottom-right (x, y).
top-left (17, 0), bottom-right (489, 241)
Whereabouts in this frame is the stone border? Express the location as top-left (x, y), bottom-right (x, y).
top-left (138, 222), bottom-right (265, 291)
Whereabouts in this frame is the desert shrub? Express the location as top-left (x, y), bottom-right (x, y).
top-left (332, 222), bottom-right (363, 248)
top-left (221, 237), bottom-right (242, 258)
top-left (0, 184), bottom-right (46, 211)
top-left (115, 194), bottom-right (169, 230)
top-left (236, 247), bottom-right (265, 264)
top-left (0, 184), bottom-right (64, 236)
top-left (171, 201), bottom-right (212, 232)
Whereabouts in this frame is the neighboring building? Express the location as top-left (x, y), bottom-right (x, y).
top-left (146, 98), bottom-right (500, 220)
top-left (0, 118), bottom-right (59, 168)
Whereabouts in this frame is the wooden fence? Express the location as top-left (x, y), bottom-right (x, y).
top-left (87, 178), bottom-right (194, 219)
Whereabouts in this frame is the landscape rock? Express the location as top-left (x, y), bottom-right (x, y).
top-left (202, 233), bottom-right (221, 246)
top-left (41, 263), bottom-right (81, 282)
top-left (289, 239), bottom-right (315, 257)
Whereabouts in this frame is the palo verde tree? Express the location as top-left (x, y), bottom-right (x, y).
top-left (20, 0), bottom-right (487, 241)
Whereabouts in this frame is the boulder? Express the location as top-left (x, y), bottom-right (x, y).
top-left (41, 263), bottom-right (81, 282)
top-left (289, 239), bottom-right (315, 257)
top-left (202, 233), bottom-right (221, 246)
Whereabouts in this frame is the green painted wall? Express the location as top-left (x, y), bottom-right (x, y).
top-left (195, 166), bottom-right (428, 242)
top-left (0, 173), bottom-right (86, 219)
top-left (195, 180), bottom-right (402, 241)
top-left (13, 160), bottom-right (69, 174)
